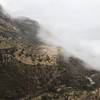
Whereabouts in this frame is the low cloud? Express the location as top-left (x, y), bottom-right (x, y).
top-left (1, 0), bottom-right (100, 70)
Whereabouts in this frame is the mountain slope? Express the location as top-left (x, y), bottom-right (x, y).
top-left (0, 6), bottom-right (100, 99)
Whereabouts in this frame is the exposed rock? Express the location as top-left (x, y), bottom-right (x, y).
top-left (0, 5), bottom-right (100, 100)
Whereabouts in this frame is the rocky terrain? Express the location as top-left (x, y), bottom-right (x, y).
top-left (0, 5), bottom-right (100, 100)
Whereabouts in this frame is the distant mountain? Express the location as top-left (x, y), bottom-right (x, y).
top-left (0, 5), bottom-right (100, 99)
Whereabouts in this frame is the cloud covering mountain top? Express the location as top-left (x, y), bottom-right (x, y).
top-left (1, 0), bottom-right (100, 70)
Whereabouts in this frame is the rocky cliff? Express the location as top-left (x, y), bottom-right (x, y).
top-left (0, 6), bottom-right (100, 100)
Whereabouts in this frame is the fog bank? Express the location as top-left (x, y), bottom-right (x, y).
top-left (1, 0), bottom-right (100, 70)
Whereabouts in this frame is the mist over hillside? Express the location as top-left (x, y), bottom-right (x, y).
top-left (0, 1), bottom-right (100, 100)
top-left (1, 0), bottom-right (100, 70)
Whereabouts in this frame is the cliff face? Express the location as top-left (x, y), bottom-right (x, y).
top-left (0, 6), bottom-right (100, 99)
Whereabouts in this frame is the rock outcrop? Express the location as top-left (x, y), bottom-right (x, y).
top-left (0, 5), bottom-right (100, 100)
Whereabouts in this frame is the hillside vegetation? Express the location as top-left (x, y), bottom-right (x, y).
top-left (0, 5), bottom-right (100, 100)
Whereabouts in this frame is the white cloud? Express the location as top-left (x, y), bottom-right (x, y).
top-left (1, 0), bottom-right (100, 70)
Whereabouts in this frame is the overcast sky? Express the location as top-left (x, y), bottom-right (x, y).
top-left (0, 0), bottom-right (100, 70)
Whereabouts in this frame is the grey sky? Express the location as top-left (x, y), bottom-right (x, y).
top-left (1, 0), bottom-right (100, 70)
